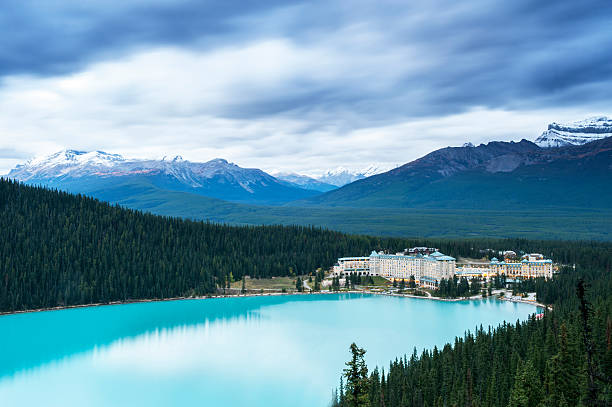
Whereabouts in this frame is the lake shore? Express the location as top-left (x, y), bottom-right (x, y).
top-left (0, 287), bottom-right (546, 316)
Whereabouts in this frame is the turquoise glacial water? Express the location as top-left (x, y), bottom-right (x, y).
top-left (0, 294), bottom-right (537, 406)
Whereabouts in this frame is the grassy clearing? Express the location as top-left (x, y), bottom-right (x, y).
top-left (362, 276), bottom-right (392, 286)
top-left (230, 276), bottom-right (297, 291)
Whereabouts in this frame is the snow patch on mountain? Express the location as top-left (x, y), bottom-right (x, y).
top-left (535, 116), bottom-right (612, 147)
top-left (316, 164), bottom-right (390, 187)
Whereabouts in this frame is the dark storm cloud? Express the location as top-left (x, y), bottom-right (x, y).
top-left (0, 0), bottom-right (301, 77)
top-left (1, 0), bottom-right (611, 121)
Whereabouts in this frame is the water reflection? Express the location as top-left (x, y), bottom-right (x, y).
top-left (0, 294), bottom-right (356, 378)
top-left (0, 294), bottom-right (535, 407)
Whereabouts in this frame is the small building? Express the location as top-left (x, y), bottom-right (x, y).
top-left (407, 247), bottom-right (438, 255)
top-left (334, 256), bottom-right (371, 276)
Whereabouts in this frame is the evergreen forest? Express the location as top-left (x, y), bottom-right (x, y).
top-left (1, 178), bottom-right (611, 314)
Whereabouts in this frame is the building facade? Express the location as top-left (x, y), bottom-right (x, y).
top-left (489, 253), bottom-right (553, 279)
top-left (334, 257), bottom-right (370, 275)
top-left (334, 249), bottom-right (456, 288)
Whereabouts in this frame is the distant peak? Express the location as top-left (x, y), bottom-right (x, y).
top-left (549, 116), bottom-right (611, 129)
top-left (51, 149), bottom-right (87, 159)
top-left (209, 158), bottom-right (229, 164)
top-left (536, 115), bottom-right (612, 147)
top-left (462, 142), bottom-right (474, 148)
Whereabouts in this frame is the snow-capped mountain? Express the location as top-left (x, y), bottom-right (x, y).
top-left (12, 150), bottom-right (126, 179)
top-left (535, 116), bottom-right (612, 147)
top-left (316, 165), bottom-right (388, 187)
top-left (273, 172), bottom-right (337, 192)
top-left (9, 149), bottom-right (319, 205)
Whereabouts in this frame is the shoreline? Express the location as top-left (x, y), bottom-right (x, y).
top-left (498, 296), bottom-right (551, 311)
top-left (0, 288), bottom-right (546, 317)
top-left (370, 290), bottom-right (549, 309)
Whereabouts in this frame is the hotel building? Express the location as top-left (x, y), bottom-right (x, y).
top-left (334, 249), bottom-right (456, 288)
top-left (489, 253), bottom-right (553, 279)
top-left (334, 249), bottom-right (553, 288)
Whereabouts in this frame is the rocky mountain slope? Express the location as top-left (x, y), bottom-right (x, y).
top-left (297, 137), bottom-right (612, 209)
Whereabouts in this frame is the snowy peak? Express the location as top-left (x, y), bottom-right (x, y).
top-left (26, 149), bottom-right (124, 168)
top-left (360, 164), bottom-right (386, 177)
top-left (13, 150), bottom-right (126, 180)
top-left (317, 165), bottom-right (388, 187)
top-left (535, 116), bottom-right (612, 147)
top-left (273, 172), bottom-right (337, 192)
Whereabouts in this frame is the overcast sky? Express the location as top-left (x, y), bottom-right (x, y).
top-left (1, 0), bottom-right (611, 175)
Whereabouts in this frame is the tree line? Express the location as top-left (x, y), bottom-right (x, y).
top-left (0, 179), bottom-right (397, 311)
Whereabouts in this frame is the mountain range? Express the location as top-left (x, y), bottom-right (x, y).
top-left (5, 117), bottom-right (612, 239)
top-left (8, 149), bottom-right (391, 201)
top-left (8, 150), bottom-right (319, 205)
top-left (273, 165), bottom-right (387, 192)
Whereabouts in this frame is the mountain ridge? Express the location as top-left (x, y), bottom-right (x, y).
top-left (296, 137), bottom-right (612, 209)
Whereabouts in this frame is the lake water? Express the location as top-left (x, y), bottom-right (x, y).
top-left (0, 293), bottom-right (536, 406)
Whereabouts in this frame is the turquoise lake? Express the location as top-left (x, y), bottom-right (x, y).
top-left (0, 293), bottom-right (537, 406)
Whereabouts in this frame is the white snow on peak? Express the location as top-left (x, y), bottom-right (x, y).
top-left (27, 149), bottom-right (125, 168)
top-left (316, 164), bottom-right (390, 187)
top-left (535, 116), bottom-right (612, 148)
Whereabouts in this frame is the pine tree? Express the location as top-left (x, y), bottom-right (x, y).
top-left (343, 343), bottom-right (370, 407)
top-left (508, 359), bottom-right (543, 407)
top-left (545, 323), bottom-right (581, 406)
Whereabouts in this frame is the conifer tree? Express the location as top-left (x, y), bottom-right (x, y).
top-left (508, 359), bottom-right (543, 407)
top-left (343, 343), bottom-right (370, 407)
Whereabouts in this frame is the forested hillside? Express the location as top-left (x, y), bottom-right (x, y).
top-left (333, 246), bottom-right (612, 406)
top-left (1, 178), bottom-right (611, 315)
top-left (0, 178), bottom-right (370, 312)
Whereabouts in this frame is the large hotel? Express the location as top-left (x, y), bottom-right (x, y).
top-left (334, 248), bottom-right (553, 288)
